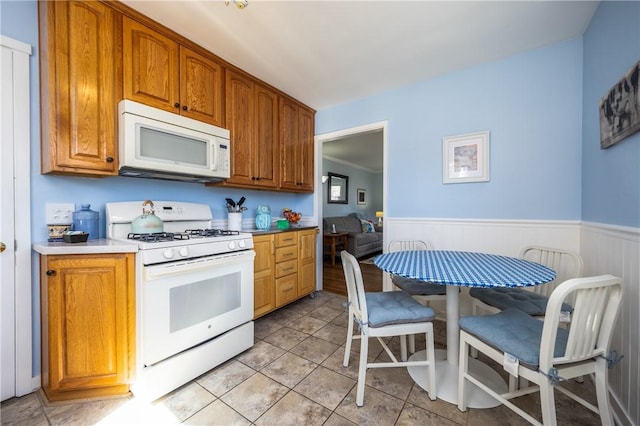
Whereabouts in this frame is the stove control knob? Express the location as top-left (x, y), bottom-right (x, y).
top-left (228, 241), bottom-right (236, 250)
top-left (163, 248), bottom-right (174, 259)
top-left (238, 240), bottom-right (246, 248)
top-left (179, 247), bottom-right (189, 257)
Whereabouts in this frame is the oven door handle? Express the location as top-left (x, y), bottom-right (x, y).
top-left (144, 250), bottom-right (255, 280)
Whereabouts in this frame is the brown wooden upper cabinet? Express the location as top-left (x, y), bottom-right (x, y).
top-left (39, 0), bottom-right (121, 176)
top-left (279, 97), bottom-right (315, 192)
top-left (212, 70), bottom-right (279, 189)
top-left (123, 17), bottom-right (224, 127)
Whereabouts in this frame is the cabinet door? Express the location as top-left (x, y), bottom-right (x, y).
top-left (254, 84), bottom-right (279, 188)
top-left (218, 72), bottom-right (278, 189)
top-left (253, 235), bottom-right (275, 318)
top-left (279, 97), bottom-right (299, 191)
top-left (123, 17), bottom-right (180, 113)
top-left (39, 1), bottom-right (121, 176)
top-left (298, 229), bottom-right (317, 296)
top-left (297, 106), bottom-right (315, 191)
top-left (225, 71), bottom-right (255, 186)
top-left (279, 97), bottom-right (315, 192)
top-left (180, 46), bottom-right (224, 126)
top-left (41, 254), bottom-right (135, 401)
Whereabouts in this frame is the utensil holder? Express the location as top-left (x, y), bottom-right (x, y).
top-left (228, 212), bottom-right (242, 231)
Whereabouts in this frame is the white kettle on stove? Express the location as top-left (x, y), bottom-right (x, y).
top-left (131, 200), bottom-right (164, 234)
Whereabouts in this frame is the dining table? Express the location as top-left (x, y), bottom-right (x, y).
top-left (374, 250), bottom-right (556, 408)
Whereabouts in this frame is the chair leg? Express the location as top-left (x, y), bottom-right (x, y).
top-left (594, 358), bottom-right (614, 426)
top-left (458, 335), bottom-right (469, 411)
top-left (408, 334), bottom-right (416, 355)
top-left (508, 374), bottom-right (518, 393)
top-left (343, 310), bottom-right (354, 367)
top-left (400, 335), bottom-right (408, 362)
top-left (356, 332), bottom-right (369, 407)
top-left (425, 327), bottom-right (436, 400)
top-left (470, 302), bottom-right (479, 359)
top-left (539, 376), bottom-right (557, 426)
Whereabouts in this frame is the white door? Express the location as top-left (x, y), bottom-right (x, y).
top-left (1, 35), bottom-right (33, 401)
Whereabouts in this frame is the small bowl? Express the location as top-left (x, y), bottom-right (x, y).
top-left (63, 232), bottom-right (89, 243)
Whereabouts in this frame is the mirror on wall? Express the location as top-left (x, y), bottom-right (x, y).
top-left (328, 172), bottom-right (349, 204)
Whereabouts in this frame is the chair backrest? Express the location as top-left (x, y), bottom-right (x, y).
top-left (519, 246), bottom-right (584, 297)
top-left (341, 250), bottom-right (369, 328)
top-left (539, 275), bottom-right (622, 371)
top-left (388, 240), bottom-right (430, 252)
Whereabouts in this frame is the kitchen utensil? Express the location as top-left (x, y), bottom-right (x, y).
top-left (237, 196), bottom-right (246, 207)
top-left (131, 200), bottom-right (164, 234)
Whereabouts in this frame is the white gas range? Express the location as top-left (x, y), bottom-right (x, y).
top-left (106, 201), bottom-right (255, 401)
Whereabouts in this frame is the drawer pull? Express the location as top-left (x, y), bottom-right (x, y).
top-left (283, 267), bottom-right (294, 272)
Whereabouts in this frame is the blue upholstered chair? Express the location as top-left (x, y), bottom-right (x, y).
top-left (458, 275), bottom-right (622, 425)
top-left (470, 246), bottom-right (584, 318)
top-left (341, 250), bottom-right (436, 406)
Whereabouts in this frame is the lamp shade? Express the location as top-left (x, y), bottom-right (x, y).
top-left (375, 211), bottom-right (383, 218)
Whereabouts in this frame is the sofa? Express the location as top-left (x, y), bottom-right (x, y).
top-left (323, 213), bottom-right (383, 259)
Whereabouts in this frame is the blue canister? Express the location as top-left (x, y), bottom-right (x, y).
top-left (255, 205), bottom-right (271, 231)
top-left (72, 204), bottom-right (99, 240)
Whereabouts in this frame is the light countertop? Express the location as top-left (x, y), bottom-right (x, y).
top-left (33, 239), bottom-right (138, 255)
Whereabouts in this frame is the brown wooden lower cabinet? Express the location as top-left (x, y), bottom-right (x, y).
top-left (40, 253), bottom-right (135, 402)
top-left (253, 228), bottom-right (318, 319)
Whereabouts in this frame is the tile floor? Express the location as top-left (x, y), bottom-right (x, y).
top-left (2, 291), bottom-right (602, 425)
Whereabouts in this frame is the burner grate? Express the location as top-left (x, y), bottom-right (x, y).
top-left (127, 232), bottom-right (190, 242)
top-left (185, 229), bottom-right (240, 237)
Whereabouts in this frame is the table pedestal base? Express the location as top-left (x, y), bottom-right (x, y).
top-left (407, 349), bottom-right (507, 409)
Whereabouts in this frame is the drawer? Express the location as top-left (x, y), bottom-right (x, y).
top-left (275, 246), bottom-right (297, 263)
top-left (275, 259), bottom-right (297, 278)
top-left (275, 233), bottom-right (297, 247)
top-left (276, 274), bottom-right (298, 306)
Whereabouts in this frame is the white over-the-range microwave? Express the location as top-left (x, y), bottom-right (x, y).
top-left (118, 99), bottom-right (230, 183)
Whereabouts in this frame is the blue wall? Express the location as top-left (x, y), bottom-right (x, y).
top-left (317, 38), bottom-right (585, 220)
top-left (581, 1), bottom-right (640, 228)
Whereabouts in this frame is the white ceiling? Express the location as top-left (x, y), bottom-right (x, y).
top-left (121, 0), bottom-right (598, 171)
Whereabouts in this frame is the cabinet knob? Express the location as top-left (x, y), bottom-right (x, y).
top-left (182, 105), bottom-right (188, 111)
top-left (106, 156), bottom-right (114, 163)
top-left (46, 270), bottom-right (55, 276)
top-left (174, 102), bottom-right (180, 108)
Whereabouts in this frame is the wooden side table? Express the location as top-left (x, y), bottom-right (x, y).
top-left (323, 233), bottom-right (349, 266)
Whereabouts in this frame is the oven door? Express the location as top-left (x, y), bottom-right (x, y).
top-left (141, 250), bottom-right (255, 366)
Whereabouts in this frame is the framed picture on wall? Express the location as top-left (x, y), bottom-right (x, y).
top-left (357, 189), bottom-right (366, 205)
top-left (442, 130), bottom-right (490, 184)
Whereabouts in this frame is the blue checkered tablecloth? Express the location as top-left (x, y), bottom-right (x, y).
top-left (373, 250), bottom-right (556, 288)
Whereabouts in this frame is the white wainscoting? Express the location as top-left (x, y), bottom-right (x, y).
top-left (581, 222), bottom-right (639, 426)
top-left (383, 217), bottom-right (638, 425)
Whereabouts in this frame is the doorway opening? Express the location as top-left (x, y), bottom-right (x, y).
top-left (314, 121), bottom-right (387, 295)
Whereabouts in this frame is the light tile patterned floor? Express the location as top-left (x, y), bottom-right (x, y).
top-left (1, 291), bottom-right (602, 425)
